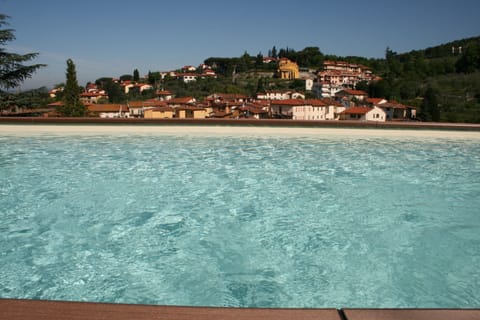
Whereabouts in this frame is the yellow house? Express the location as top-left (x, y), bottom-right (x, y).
top-left (176, 106), bottom-right (207, 119)
top-left (278, 58), bottom-right (299, 80)
top-left (144, 106), bottom-right (174, 119)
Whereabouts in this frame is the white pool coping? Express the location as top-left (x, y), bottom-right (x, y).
top-left (1, 124), bottom-right (480, 140)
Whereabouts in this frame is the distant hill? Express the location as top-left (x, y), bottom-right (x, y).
top-left (367, 36), bottom-right (480, 122)
top-left (405, 36), bottom-right (480, 60)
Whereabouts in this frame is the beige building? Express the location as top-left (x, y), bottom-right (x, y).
top-left (292, 99), bottom-right (345, 121)
top-left (175, 106), bottom-right (207, 119)
top-left (128, 100), bottom-right (167, 118)
top-left (144, 106), bottom-right (174, 119)
top-left (278, 58), bottom-right (299, 80)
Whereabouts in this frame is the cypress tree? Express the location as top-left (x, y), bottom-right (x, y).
top-left (133, 68), bottom-right (140, 82)
top-left (60, 59), bottom-right (86, 117)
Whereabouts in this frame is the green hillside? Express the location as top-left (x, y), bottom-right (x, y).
top-left (365, 36), bottom-right (480, 122)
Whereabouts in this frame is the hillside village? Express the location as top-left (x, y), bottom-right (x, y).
top-left (2, 35), bottom-right (480, 122)
top-left (42, 58), bottom-right (416, 122)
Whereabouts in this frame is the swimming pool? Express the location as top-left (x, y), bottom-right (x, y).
top-left (1, 125), bottom-right (479, 308)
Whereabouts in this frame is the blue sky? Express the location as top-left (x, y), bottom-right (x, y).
top-left (1, 0), bottom-right (479, 89)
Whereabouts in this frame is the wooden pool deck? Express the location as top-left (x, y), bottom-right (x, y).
top-left (1, 299), bottom-right (479, 320)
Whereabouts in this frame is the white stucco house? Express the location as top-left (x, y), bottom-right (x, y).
top-left (177, 73), bottom-right (198, 83)
top-left (292, 99), bottom-right (345, 120)
top-left (122, 83), bottom-right (153, 94)
top-left (339, 106), bottom-right (386, 121)
top-left (269, 99), bottom-right (304, 118)
top-left (376, 101), bottom-right (417, 120)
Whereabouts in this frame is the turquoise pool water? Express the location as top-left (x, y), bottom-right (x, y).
top-left (1, 127), bottom-right (480, 308)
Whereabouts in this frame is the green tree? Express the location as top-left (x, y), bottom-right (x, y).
top-left (256, 77), bottom-right (266, 93)
top-left (368, 79), bottom-right (391, 98)
top-left (355, 80), bottom-right (369, 92)
top-left (420, 87), bottom-right (440, 121)
top-left (0, 14), bottom-right (45, 90)
top-left (399, 80), bottom-right (418, 100)
top-left (456, 43), bottom-right (480, 73)
top-left (102, 78), bottom-right (126, 103)
top-left (147, 71), bottom-right (161, 85)
top-left (133, 68), bottom-right (140, 82)
top-left (255, 52), bottom-right (264, 68)
top-left (296, 47), bottom-right (324, 68)
top-left (120, 74), bottom-right (133, 82)
top-left (237, 51), bottom-right (252, 73)
top-left (271, 46), bottom-right (277, 58)
top-left (385, 47), bottom-right (402, 77)
top-left (0, 87), bottom-right (50, 112)
top-left (59, 59), bottom-right (86, 116)
top-left (289, 79), bottom-right (306, 91)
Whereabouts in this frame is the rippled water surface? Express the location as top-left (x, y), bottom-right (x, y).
top-left (1, 128), bottom-right (479, 308)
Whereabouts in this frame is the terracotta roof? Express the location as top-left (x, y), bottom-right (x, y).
top-left (321, 98), bottom-right (343, 107)
top-left (156, 90), bottom-right (172, 95)
top-left (337, 89), bottom-right (368, 96)
top-left (144, 98), bottom-right (166, 104)
top-left (270, 99), bottom-right (306, 106)
top-left (240, 106), bottom-right (268, 114)
top-left (378, 102), bottom-right (404, 109)
top-left (168, 97), bottom-right (195, 104)
top-left (253, 100), bottom-right (270, 106)
top-left (305, 99), bottom-right (327, 106)
top-left (366, 98), bottom-right (387, 105)
top-left (341, 107), bottom-right (372, 115)
top-left (47, 101), bottom-right (94, 107)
